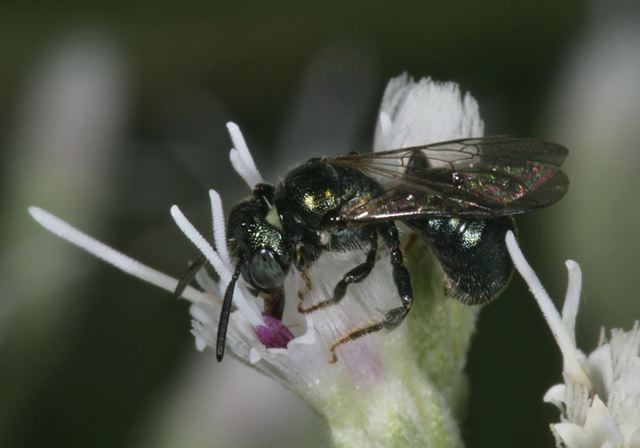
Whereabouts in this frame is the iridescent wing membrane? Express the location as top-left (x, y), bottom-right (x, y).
top-left (329, 136), bottom-right (569, 224)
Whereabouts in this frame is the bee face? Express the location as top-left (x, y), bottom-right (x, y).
top-left (227, 197), bottom-right (292, 292)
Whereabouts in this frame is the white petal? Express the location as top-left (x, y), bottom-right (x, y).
top-left (376, 112), bottom-right (394, 150)
top-left (584, 396), bottom-right (611, 430)
top-left (506, 231), bottom-right (591, 387)
top-left (194, 269), bottom-right (220, 296)
top-left (552, 422), bottom-right (603, 448)
top-left (194, 336), bottom-right (207, 352)
top-left (28, 206), bottom-right (213, 306)
top-left (565, 381), bottom-right (592, 426)
top-left (190, 304), bottom-right (212, 325)
top-left (209, 189), bottom-right (231, 266)
top-left (607, 323), bottom-right (640, 426)
top-left (544, 383), bottom-right (567, 409)
top-left (170, 205), bottom-right (231, 284)
top-left (552, 397), bottom-right (612, 448)
top-left (562, 260), bottom-right (583, 342)
top-left (587, 344), bottom-right (614, 402)
top-left (619, 425), bottom-right (640, 446)
top-left (226, 121), bottom-right (263, 189)
top-left (373, 75), bottom-right (484, 151)
top-left (249, 347), bottom-right (262, 364)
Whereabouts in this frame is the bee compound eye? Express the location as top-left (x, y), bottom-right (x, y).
top-left (249, 248), bottom-right (286, 290)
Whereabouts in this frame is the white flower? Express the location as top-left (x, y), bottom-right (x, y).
top-left (30, 74), bottom-right (484, 447)
top-left (505, 231), bottom-right (640, 448)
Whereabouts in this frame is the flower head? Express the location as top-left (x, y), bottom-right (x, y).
top-left (505, 231), bottom-right (640, 448)
top-left (30, 74), bottom-right (484, 447)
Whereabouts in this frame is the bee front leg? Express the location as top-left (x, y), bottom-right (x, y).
top-left (260, 287), bottom-right (285, 320)
top-left (328, 222), bottom-right (413, 363)
top-left (298, 232), bottom-right (378, 314)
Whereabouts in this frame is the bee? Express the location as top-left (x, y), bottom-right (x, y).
top-left (176, 136), bottom-right (569, 362)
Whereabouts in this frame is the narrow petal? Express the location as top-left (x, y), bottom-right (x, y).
top-left (28, 206), bottom-right (212, 305)
top-left (505, 231), bottom-right (591, 387)
top-left (562, 260), bottom-right (583, 343)
top-left (227, 121), bottom-right (263, 189)
top-left (209, 189), bottom-right (231, 266)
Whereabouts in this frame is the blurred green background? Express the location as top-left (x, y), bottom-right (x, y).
top-left (1, 1), bottom-right (639, 447)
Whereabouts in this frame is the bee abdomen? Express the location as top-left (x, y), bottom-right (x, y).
top-left (408, 217), bottom-right (515, 305)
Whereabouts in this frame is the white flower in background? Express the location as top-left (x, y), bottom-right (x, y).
top-left (505, 231), bottom-right (640, 448)
top-left (30, 75), bottom-right (483, 448)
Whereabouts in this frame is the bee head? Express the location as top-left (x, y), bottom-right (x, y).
top-left (227, 197), bottom-right (292, 292)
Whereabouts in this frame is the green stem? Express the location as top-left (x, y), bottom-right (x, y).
top-left (322, 240), bottom-right (477, 448)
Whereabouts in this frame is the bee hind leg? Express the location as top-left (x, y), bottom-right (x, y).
top-left (328, 222), bottom-right (413, 363)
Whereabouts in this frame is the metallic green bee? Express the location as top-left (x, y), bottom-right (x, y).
top-left (178, 136), bottom-right (569, 361)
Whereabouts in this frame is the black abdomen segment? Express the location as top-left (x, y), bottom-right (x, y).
top-left (407, 217), bottom-right (515, 304)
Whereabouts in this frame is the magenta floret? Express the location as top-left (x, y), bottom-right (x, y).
top-left (255, 314), bottom-right (294, 349)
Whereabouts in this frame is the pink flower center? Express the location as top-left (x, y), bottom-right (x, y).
top-left (255, 314), bottom-right (294, 349)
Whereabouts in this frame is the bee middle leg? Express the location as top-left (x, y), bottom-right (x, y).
top-left (298, 232), bottom-right (378, 314)
top-left (328, 222), bottom-right (413, 363)
top-left (297, 267), bottom-right (313, 298)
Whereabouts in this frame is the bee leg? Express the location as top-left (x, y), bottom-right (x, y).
top-left (328, 223), bottom-right (413, 363)
top-left (299, 267), bottom-right (313, 293)
top-left (377, 222), bottom-right (414, 328)
top-left (298, 232), bottom-right (378, 314)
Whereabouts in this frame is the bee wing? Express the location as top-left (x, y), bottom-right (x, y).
top-left (329, 136), bottom-right (569, 223)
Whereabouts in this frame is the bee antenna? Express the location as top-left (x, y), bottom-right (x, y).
top-left (174, 254), bottom-right (208, 299)
top-left (216, 262), bottom-right (242, 361)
